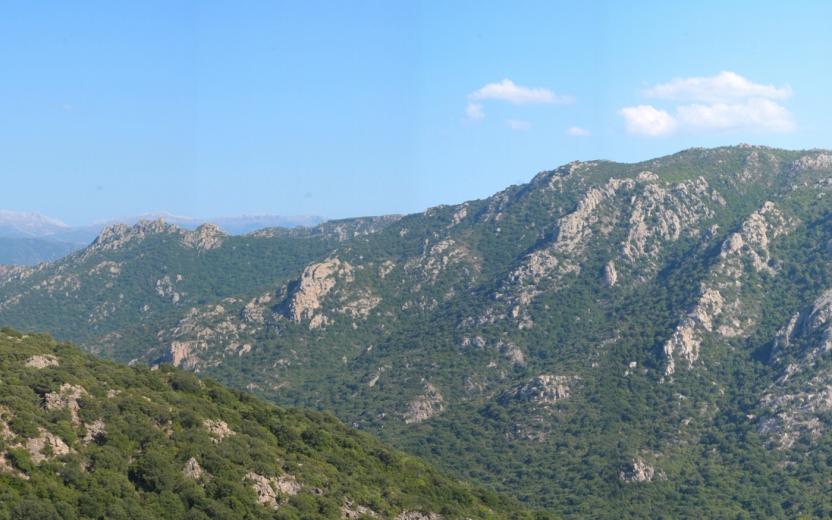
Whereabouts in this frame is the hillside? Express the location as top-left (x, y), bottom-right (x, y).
top-left (0, 328), bottom-right (546, 519)
top-left (4, 145), bottom-right (832, 516)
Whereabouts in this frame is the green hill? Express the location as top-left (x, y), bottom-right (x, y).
top-left (0, 328), bottom-right (548, 520)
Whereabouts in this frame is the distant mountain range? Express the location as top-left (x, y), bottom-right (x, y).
top-left (0, 210), bottom-right (325, 265)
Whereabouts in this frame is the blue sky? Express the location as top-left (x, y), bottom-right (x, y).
top-left (2, 1), bottom-right (830, 224)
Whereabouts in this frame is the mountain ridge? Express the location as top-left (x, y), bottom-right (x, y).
top-left (4, 145), bottom-right (832, 517)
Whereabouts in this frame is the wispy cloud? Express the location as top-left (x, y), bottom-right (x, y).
top-left (466, 79), bottom-right (571, 121)
top-left (465, 102), bottom-right (485, 121)
top-left (470, 79), bottom-right (571, 105)
top-left (676, 98), bottom-right (795, 132)
top-left (644, 71), bottom-right (791, 103)
top-left (620, 71), bottom-right (795, 137)
top-left (566, 126), bottom-right (591, 137)
top-left (619, 105), bottom-right (677, 137)
top-left (506, 119), bottom-right (531, 131)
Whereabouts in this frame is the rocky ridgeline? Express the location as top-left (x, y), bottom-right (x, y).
top-left (663, 201), bottom-right (794, 375)
top-left (86, 219), bottom-right (225, 257)
top-left (493, 172), bottom-right (724, 330)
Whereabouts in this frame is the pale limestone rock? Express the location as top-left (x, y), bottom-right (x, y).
top-left (450, 204), bottom-right (469, 226)
top-left (44, 383), bottom-right (86, 425)
top-left (604, 261), bottom-right (618, 287)
top-left (287, 258), bottom-right (353, 329)
top-left (663, 289), bottom-right (723, 375)
top-left (378, 260), bottom-right (396, 279)
top-left (404, 383), bottom-right (445, 424)
top-left (619, 458), bottom-right (655, 483)
top-left (504, 374), bottom-right (574, 405)
top-left (342, 500), bottom-right (380, 518)
top-left (182, 223), bottom-right (225, 251)
top-left (500, 177), bottom-right (636, 323)
top-left (246, 472), bottom-right (301, 509)
top-left (339, 294), bottom-right (382, 319)
top-left (25, 428), bottom-right (72, 464)
top-left (203, 419), bottom-right (235, 442)
top-left (25, 355), bottom-right (59, 369)
top-left (82, 419), bottom-right (106, 444)
top-left (155, 275), bottom-right (181, 304)
top-left (759, 288), bottom-right (832, 447)
top-left (275, 474), bottom-right (302, 495)
top-left (88, 261), bottom-right (122, 276)
top-left (637, 170), bottom-right (659, 181)
top-left (395, 512), bottom-right (443, 520)
top-left (85, 219), bottom-right (181, 258)
top-left (247, 472), bottom-right (280, 509)
top-left (404, 239), bottom-right (473, 284)
top-left (664, 201), bottom-right (794, 375)
top-left (166, 340), bottom-right (206, 369)
top-left (499, 341), bottom-right (526, 366)
top-left (183, 457), bottom-right (205, 480)
top-left (791, 153), bottom-right (832, 172)
top-left (621, 177), bottom-right (720, 270)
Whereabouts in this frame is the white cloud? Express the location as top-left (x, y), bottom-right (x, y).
top-left (566, 126), bottom-right (591, 137)
top-left (465, 102), bottom-right (485, 121)
top-left (506, 119), bottom-right (531, 131)
top-left (470, 79), bottom-right (571, 105)
top-left (621, 71), bottom-right (796, 137)
top-left (644, 71), bottom-right (792, 103)
top-left (677, 98), bottom-right (795, 132)
top-left (619, 105), bottom-right (678, 137)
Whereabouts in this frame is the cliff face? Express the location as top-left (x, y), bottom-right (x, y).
top-left (4, 146), bottom-right (832, 516)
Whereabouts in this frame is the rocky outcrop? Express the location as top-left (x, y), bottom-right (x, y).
top-left (502, 374), bottom-right (574, 405)
top-left (603, 261), bottom-right (618, 287)
top-left (183, 457), bottom-right (205, 480)
top-left (166, 340), bottom-right (206, 369)
top-left (664, 201), bottom-right (793, 374)
top-left (82, 419), bottom-right (106, 444)
top-left (759, 289), bottom-right (832, 448)
top-left (84, 219), bottom-right (181, 257)
top-left (662, 288), bottom-right (724, 376)
top-left (404, 383), bottom-right (445, 424)
top-left (619, 458), bottom-right (656, 483)
top-left (499, 178), bottom-right (636, 325)
top-left (245, 472), bottom-right (301, 509)
top-left (25, 354), bottom-right (59, 369)
top-left (622, 177), bottom-right (723, 272)
top-left (395, 512), bottom-right (443, 520)
top-left (203, 419), bottom-right (235, 442)
top-left (286, 258), bottom-right (353, 329)
top-left (182, 224), bottom-right (226, 251)
top-left (342, 500), bottom-right (380, 518)
top-left (791, 153), bottom-right (832, 172)
top-left (152, 301), bottom-right (256, 369)
top-left (25, 427), bottom-right (73, 464)
top-left (44, 383), bottom-right (86, 425)
top-left (338, 293), bottom-right (382, 319)
top-left (155, 275), bottom-right (182, 304)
